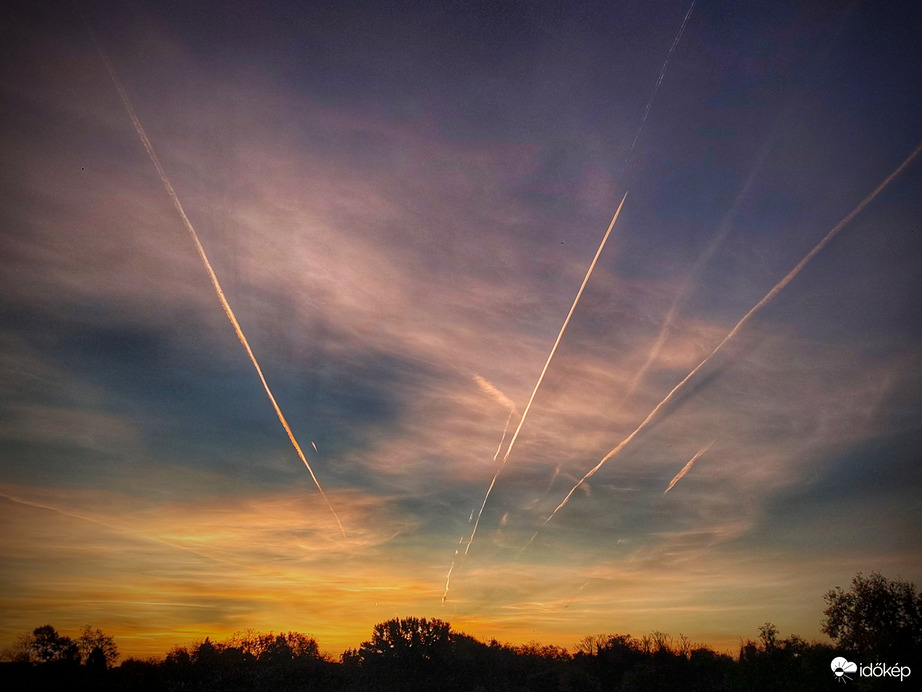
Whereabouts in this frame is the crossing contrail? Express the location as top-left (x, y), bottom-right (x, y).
top-left (664, 440), bottom-right (714, 494)
top-left (521, 139), bottom-right (922, 551)
top-left (96, 49), bottom-right (345, 537)
top-left (627, 0), bottom-right (697, 157)
top-left (442, 196), bottom-right (628, 602)
top-left (464, 195), bottom-right (627, 554)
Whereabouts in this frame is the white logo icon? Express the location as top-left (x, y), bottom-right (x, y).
top-left (831, 657), bottom-right (858, 683)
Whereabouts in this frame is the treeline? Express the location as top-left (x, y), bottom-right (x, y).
top-left (0, 620), bottom-right (833, 691)
top-left (1, 572), bottom-right (918, 690)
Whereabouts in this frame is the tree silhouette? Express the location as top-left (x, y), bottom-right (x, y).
top-left (346, 617), bottom-right (466, 690)
top-left (358, 616), bottom-right (452, 664)
top-left (76, 625), bottom-right (119, 668)
top-left (152, 630), bottom-right (333, 691)
top-left (822, 571), bottom-right (922, 661)
top-left (234, 630), bottom-right (321, 664)
top-left (84, 646), bottom-right (108, 671)
top-left (737, 622), bottom-right (835, 691)
top-left (2, 633), bottom-right (35, 663)
top-left (30, 625), bottom-right (79, 665)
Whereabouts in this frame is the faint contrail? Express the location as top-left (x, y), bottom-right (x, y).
top-left (474, 374), bottom-right (517, 412)
top-left (522, 140), bottom-right (922, 551)
top-left (464, 407), bottom-right (515, 557)
top-left (457, 375), bottom-right (518, 570)
top-left (441, 561), bottom-right (455, 606)
top-left (96, 49), bottom-right (345, 537)
top-left (663, 440), bottom-right (714, 494)
top-left (627, 0), bottom-right (697, 157)
top-left (441, 405), bottom-right (515, 604)
top-left (441, 536), bottom-right (465, 606)
top-left (621, 142), bottom-right (768, 407)
top-left (0, 490), bottom-right (229, 564)
top-left (469, 374), bottom-right (518, 553)
top-left (463, 195), bottom-right (627, 558)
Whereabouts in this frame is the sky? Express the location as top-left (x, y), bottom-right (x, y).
top-left (2, 0), bottom-right (921, 660)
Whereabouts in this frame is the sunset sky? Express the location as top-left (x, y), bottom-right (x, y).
top-left (2, 0), bottom-right (921, 659)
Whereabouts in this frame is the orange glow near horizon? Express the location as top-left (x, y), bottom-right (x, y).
top-left (0, 482), bottom-right (841, 661)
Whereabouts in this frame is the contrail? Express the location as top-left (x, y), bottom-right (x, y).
top-left (522, 140), bottom-right (922, 551)
top-left (464, 407), bottom-right (515, 558)
top-left (441, 536), bottom-right (465, 606)
top-left (443, 198), bottom-right (628, 602)
top-left (0, 491), bottom-right (230, 564)
top-left (627, 0), bottom-right (697, 157)
top-left (621, 142), bottom-right (769, 407)
top-left (456, 0), bottom-right (695, 568)
top-left (463, 195), bottom-right (627, 557)
top-left (474, 374), bottom-right (517, 412)
top-left (454, 374), bottom-right (517, 573)
top-left (441, 405), bottom-right (515, 605)
top-left (663, 440), bottom-right (714, 494)
top-left (96, 49), bottom-right (345, 537)
top-left (441, 561), bottom-right (455, 606)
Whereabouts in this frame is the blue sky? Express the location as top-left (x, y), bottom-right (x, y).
top-left (1, 0), bottom-right (921, 657)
